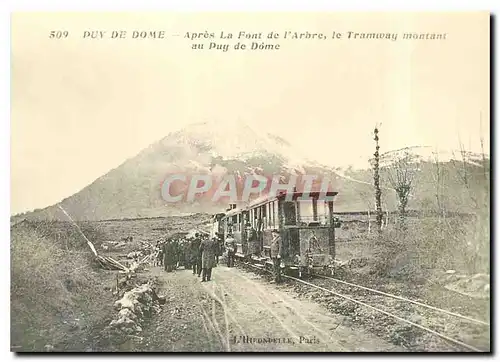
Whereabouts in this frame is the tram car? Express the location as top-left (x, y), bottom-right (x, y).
top-left (210, 212), bottom-right (226, 239)
top-left (215, 190), bottom-right (341, 276)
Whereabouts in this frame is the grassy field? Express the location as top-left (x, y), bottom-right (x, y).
top-left (335, 212), bottom-right (489, 291)
top-left (10, 221), bottom-right (116, 351)
top-left (10, 213), bottom-right (212, 352)
top-left (10, 209), bottom-right (488, 351)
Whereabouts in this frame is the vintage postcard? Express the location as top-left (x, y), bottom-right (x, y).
top-left (10, 12), bottom-right (490, 353)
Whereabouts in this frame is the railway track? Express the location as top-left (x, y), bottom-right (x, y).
top-left (238, 261), bottom-right (489, 352)
top-left (312, 273), bottom-right (489, 324)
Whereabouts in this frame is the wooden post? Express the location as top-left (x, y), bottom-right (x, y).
top-left (312, 199), bottom-right (318, 221)
top-left (278, 199), bottom-right (286, 258)
top-left (295, 200), bottom-right (301, 226)
top-left (328, 201), bottom-right (335, 260)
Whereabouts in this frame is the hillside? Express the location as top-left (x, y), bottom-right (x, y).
top-left (346, 147), bottom-right (490, 215)
top-left (14, 121), bottom-right (489, 221)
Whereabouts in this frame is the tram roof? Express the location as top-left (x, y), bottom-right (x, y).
top-left (221, 191), bottom-right (339, 217)
top-left (247, 191), bottom-right (338, 209)
top-left (224, 207), bottom-right (246, 217)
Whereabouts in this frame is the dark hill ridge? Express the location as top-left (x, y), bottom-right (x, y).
top-left (15, 121), bottom-right (488, 221)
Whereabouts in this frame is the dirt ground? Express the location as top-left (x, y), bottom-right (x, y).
top-left (122, 265), bottom-right (403, 352)
top-left (11, 217), bottom-right (488, 353)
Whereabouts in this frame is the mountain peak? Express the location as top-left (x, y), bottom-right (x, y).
top-left (18, 118), bottom-right (489, 221)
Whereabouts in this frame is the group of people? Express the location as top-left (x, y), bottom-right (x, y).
top-left (222, 227), bottom-right (283, 283)
top-left (188, 232), bottom-right (223, 282)
top-left (154, 238), bottom-right (190, 272)
top-left (153, 226), bottom-right (283, 284)
top-left (225, 224), bottom-right (283, 283)
top-left (154, 232), bottom-right (225, 282)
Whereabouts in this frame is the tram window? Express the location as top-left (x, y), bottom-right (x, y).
top-left (257, 216), bottom-right (263, 231)
top-left (273, 201), bottom-right (279, 227)
top-left (284, 202), bottom-right (297, 225)
top-left (269, 203), bottom-right (274, 228)
top-left (272, 201), bottom-right (279, 229)
top-left (268, 203), bottom-right (272, 228)
top-left (320, 201), bottom-right (329, 225)
top-left (296, 199), bottom-right (330, 225)
top-left (298, 200), bottom-right (316, 222)
top-left (255, 208), bottom-right (261, 231)
top-left (260, 206), bottom-right (266, 229)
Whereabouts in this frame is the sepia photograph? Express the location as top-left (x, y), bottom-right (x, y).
top-left (9, 11), bottom-right (490, 353)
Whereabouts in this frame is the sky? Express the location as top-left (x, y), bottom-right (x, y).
top-left (10, 12), bottom-right (490, 214)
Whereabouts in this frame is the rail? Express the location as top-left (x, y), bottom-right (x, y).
top-left (284, 275), bottom-right (484, 352)
top-left (242, 263), bottom-right (486, 352)
top-left (312, 274), bottom-right (489, 326)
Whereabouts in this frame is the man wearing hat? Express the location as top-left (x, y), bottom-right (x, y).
top-left (200, 235), bottom-right (218, 282)
top-left (190, 234), bottom-right (202, 276)
top-left (214, 232), bottom-right (223, 266)
top-left (163, 238), bottom-right (176, 273)
top-left (245, 222), bottom-right (258, 259)
top-left (270, 229), bottom-right (282, 283)
top-left (225, 233), bottom-right (237, 268)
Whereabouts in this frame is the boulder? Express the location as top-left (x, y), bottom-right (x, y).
top-left (107, 282), bottom-right (163, 336)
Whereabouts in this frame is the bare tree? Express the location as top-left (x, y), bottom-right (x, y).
top-left (372, 126), bottom-right (383, 233)
top-left (432, 149), bottom-right (446, 221)
top-left (451, 136), bottom-right (484, 211)
top-left (450, 131), bottom-right (490, 273)
top-left (381, 148), bottom-right (420, 230)
top-left (479, 111), bottom-right (490, 204)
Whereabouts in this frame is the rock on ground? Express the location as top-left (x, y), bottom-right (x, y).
top-left (121, 265), bottom-right (401, 352)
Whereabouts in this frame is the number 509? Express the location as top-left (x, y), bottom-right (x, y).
top-left (49, 31), bottom-right (69, 39)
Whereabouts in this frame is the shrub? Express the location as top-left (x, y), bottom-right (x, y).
top-left (11, 223), bottom-right (114, 351)
top-left (372, 214), bottom-right (489, 280)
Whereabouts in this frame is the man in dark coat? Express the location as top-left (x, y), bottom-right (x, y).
top-left (257, 218), bottom-right (264, 256)
top-left (173, 239), bottom-right (182, 269)
top-left (183, 239), bottom-right (192, 270)
top-left (225, 233), bottom-right (236, 268)
top-left (246, 223), bottom-right (258, 258)
top-left (200, 236), bottom-right (217, 282)
top-left (270, 229), bottom-right (282, 283)
top-left (217, 233), bottom-right (224, 263)
top-left (190, 234), bottom-right (202, 276)
top-left (214, 233), bottom-right (222, 266)
top-left (163, 239), bottom-right (176, 272)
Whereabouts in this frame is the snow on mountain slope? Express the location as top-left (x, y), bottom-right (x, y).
top-left (18, 121), bottom-right (488, 221)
